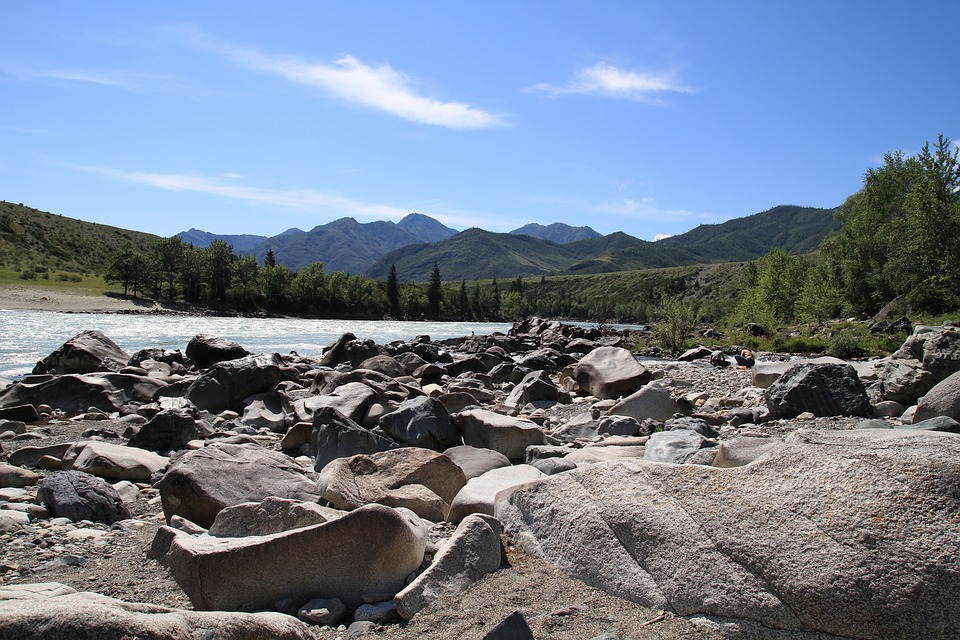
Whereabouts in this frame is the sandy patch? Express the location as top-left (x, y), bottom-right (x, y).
top-left (0, 286), bottom-right (165, 313)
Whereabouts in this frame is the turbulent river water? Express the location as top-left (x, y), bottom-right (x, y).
top-left (0, 310), bottom-right (512, 379)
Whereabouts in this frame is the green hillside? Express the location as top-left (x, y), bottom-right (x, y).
top-left (0, 201), bottom-right (158, 274)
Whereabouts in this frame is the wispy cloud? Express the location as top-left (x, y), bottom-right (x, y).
top-left (528, 62), bottom-right (694, 103)
top-left (182, 28), bottom-right (506, 129)
top-left (18, 68), bottom-right (228, 98)
top-left (591, 197), bottom-right (716, 223)
top-left (83, 166), bottom-right (414, 220)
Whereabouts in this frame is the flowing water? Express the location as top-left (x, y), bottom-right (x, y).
top-left (0, 310), bottom-right (512, 379)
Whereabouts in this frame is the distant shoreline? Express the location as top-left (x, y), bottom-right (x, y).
top-left (0, 285), bottom-right (178, 314)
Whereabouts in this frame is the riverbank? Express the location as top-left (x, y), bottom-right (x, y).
top-left (0, 286), bottom-right (169, 314)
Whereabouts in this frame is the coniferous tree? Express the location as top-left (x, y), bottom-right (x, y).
top-left (387, 263), bottom-right (401, 317)
top-left (427, 262), bottom-right (442, 319)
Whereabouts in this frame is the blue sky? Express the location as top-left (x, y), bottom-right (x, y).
top-left (2, 1), bottom-right (957, 241)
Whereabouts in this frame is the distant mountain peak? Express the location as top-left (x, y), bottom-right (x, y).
top-left (510, 222), bottom-right (602, 244)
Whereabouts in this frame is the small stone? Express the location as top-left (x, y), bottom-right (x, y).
top-left (297, 597), bottom-right (347, 625)
top-left (353, 600), bottom-right (396, 624)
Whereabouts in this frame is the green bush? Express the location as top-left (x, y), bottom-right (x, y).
top-left (827, 331), bottom-right (867, 359)
top-left (19, 269), bottom-right (37, 280)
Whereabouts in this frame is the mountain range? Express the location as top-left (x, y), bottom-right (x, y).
top-left (178, 205), bottom-right (836, 281)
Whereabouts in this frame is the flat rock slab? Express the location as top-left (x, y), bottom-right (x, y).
top-left (63, 441), bottom-right (167, 482)
top-left (0, 582), bottom-right (313, 640)
top-left (152, 503), bottom-right (427, 611)
top-left (496, 428), bottom-right (960, 639)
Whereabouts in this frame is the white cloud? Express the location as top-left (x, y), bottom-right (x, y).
top-left (210, 41), bottom-right (506, 129)
top-left (84, 166), bottom-right (415, 221)
top-left (653, 234), bottom-right (672, 241)
top-left (528, 62), bottom-right (694, 103)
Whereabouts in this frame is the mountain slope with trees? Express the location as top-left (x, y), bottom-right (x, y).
top-left (510, 222), bottom-right (601, 243)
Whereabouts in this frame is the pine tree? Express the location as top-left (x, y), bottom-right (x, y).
top-left (387, 263), bottom-right (401, 317)
top-left (427, 262), bottom-right (442, 319)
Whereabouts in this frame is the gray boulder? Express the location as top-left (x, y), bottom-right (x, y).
top-left (504, 370), bottom-right (571, 406)
top-left (151, 503), bottom-right (427, 610)
top-left (311, 407), bottom-right (400, 472)
top-left (208, 496), bottom-right (344, 537)
top-left (443, 445), bottom-right (512, 480)
top-left (185, 334), bottom-right (250, 370)
top-left (62, 441), bottom-right (167, 482)
top-left (643, 429), bottom-right (706, 464)
top-left (766, 363), bottom-right (870, 419)
top-left (914, 369), bottom-right (960, 423)
top-left (0, 373), bottom-right (166, 413)
top-left (184, 355), bottom-right (281, 414)
top-left (448, 464), bottom-right (544, 523)
top-left (33, 329), bottom-right (129, 375)
top-left (496, 428), bottom-right (960, 638)
top-left (0, 463), bottom-right (40, 488)
top-left (0, 582), bottom-right (314, 640)
top-left (572, 346), bottom-right (650, 399)
top-left (296, 381), bottom-right (380, 425)
top-left (155, 443), bottom-right (321, 529)
top-left (395, 514), bottom-right (503, 619)
top-left (127, 409), bottom-right (202, 452)
top-left (605, 381), bottom-right (678, 423)
top-left (879, 324), bottom-right (960, 404)
top-left (378, 395), bottom-right (459, 451)
top-left (241, 391), bottom-right (293, 432)
top-left (317, 447), bottom-right (466, 521)
top-left (457, 409), bottom-right (547, 462)
top-left (37, 470), bottom-right (130, 524)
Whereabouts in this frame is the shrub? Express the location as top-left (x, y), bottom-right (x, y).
top-left (827, 331), bottom-right (867, 359)
top-left (652, 299), bottom-right (701, 354)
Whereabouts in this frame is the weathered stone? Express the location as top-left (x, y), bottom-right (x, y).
top-left (766, 363), bottom-right (870, 419)
top-left (185, 334), bottom-right (250, 370)
top-left (711, 435), bottom-right (782, 468)
top-left (605, 381), bottom-right (678, 423)
top-left (505, 369), bottom-right (571, 406)
top-left (448, 465), bottom-right (544, 523)
top-left (298, 597), bottom-right (347, 625)
top-left (152, 503), bottom-right (427, 610)
top-left (572, 347), bottom-right (650, 400)
top-left (879, 325), bottom-right (960, 404)
top-left (317, 448), bottom-right (466, 521)
top-left (643, 429), bottom-right (706, 464)
top-left (62, 441), bottom-right (167, 482)
top-left (0, 373), bottom-right (166, 414)
top-left (156, 443), bottom-right (321, 529)
top-left (496, 428), bottom-right (960, 638)
top-left (395, 514), bottom-right (503, 619)
top-left (296, 381), bottom-right (380, 425)
top-left (33, 330), bottom-right (129, 375)
top-left (127, 409), bottom-right (201, 452)
top-left (241, 391), bottom-right (293, 432)
top-left (311, 407), bottom-right (399, 472)
top-left (0, 582), bottom-right (314, 640)
top-left (208, 496), bottom-right (343, 537)
top-left (37, 470), bottom-right (130, 524)
top-left (0, 405), bottom-right (40, 423)
top-left (914, 369), bottom-right (960, 423)
top-left (443, 445), bottom-right (512, 480)
top-left (7, 443), bottom-right (73, 468)
top-left (0, 463), bottom-right (40, 488)
top-left (378, 395), bottom-right (460, 451)
top-left (457, 409), bottom-right (546, 462)
top-left (184, 355), bottom-right (281, 414)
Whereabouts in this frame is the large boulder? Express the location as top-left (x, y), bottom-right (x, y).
top-left (208, 496), bottom-right (343, 538)
top-left (605, 381), bottom-right (678, 423)
top-left (571, 346), bottom-right (650, 399)
top-left (33, 330), bottom-right (130, 375)
top-left (448, 464), bottom-right (545, 523)
top-left (378, 396), bottom-right (459, 451)
top-left (394, 514), bottom-right (503, 620)
top-left (184, 355), bottom-right (281, 414)
top-left (295, 381), bottom-right (380, 425)
top-left (0, 582), bottom-right (314, 640)
top-left (155, 443), bottom-right (321, 529)
top-left (317, 448), bottom-right (466, 521)
top-left (185, 334), bottom-right (250, 370)
top-left (456, 409), bottom-right (546, 462)
top-left (127, 409), bottom-right (202, 452)
top-left (766, 363), bottom-right (870, 419)
top-left (37, 470), bottom-right (130, 524)
top-left (914, 369), bottom-right (960, 423)
top-left (0, 373), bottom-right (167, 413)
top-left (311, 407), bottom-right (399, 472)
top-left (62, 441), bottom-right (167, 482)
top-left (643, 429), bottom-right (706, 464)
top-left (442, 445), bottom-right (512, 480)
top-left (879, 324), bottom-right (960, 404)
top-left (151, 503), bottom-right (427, 610)
top-left (241, 391), bottom-right (293, 432)
top-left (496, 428), bottom-right (960, 638)
top-left (504, 370), bottom-right (571, 406)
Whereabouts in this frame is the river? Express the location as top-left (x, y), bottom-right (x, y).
top-left (0, 310), bottom-right (512, 379)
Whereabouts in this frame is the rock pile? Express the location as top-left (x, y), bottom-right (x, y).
top-left (1, 318), bottom-right (959, 638)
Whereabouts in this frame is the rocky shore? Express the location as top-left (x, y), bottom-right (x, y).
top-left (1, 317), bottom-right (959, 639)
